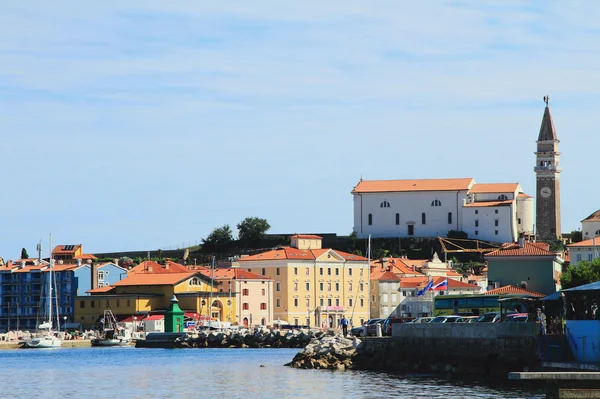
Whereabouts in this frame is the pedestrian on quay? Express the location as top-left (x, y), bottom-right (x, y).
top-left (340, 315), bottom-right (349, 338)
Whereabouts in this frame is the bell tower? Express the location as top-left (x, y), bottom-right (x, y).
top-left (534, 96), bottom-right (562, 241)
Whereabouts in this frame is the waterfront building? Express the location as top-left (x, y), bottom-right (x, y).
top-left (237, 235), bottom-right (370, 328)
top-left (352, 178), bottom-right (533, 243)
top-left (369, 257), bottom-right (424, 318)
top-left (567, 237), bottom-right (600, 266)
top-left (76, 264), bottom-right (234, 329)
top-left (485, 241), bottom-right (564, 295)
top-left (196, 267), bottom-right (274, 328)
top-left (0, 248), bottom-right (125, 332)
top-left (534, 100), bottom-right (562, 241)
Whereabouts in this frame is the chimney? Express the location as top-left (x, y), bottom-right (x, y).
top-left (164, 262), bottom-right (169, 270)
top-left (76, 258), bottom-right (82, 267)
top-left (147, 265), bottom-right (153, 273)
top-left (91, 263), bottom-right (98, 290)
top-left (20, 261), bottom-right (26, 269)
top-left (518, 236), bottom-right (525, 248)
top-left (113, 258), bottom-right (119, 265)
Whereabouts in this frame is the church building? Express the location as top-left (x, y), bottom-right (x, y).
top-left (352, 177), bottom-right (533, 243)
top-left (534, 97), bottom-right (562, 241)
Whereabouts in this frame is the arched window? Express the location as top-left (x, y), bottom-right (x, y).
top-left (380, 200), bottom-right (390, 208)
top-left (395, 213), bottom-right (400, 225)
top-left (368, 214), bottom-right (373, 225)
top-left (421, 213), bottom-right (426, 225)
top-left (595, 230), bottom-right (600, 236)
top-left (431, 199), bottom-right (442, 207)
top-left (498, 194), bottom-right (508, 200)
top-left (448, 212), bottom-right (452, 224)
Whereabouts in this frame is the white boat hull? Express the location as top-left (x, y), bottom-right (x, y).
top-left (24, 335), bottom-right (62, 348)
top-left (91, 338), bottom-right (131, 347)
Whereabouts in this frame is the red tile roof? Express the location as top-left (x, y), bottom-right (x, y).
top-left (431, 276), bottom-right (480, 290)
top-left (371, 270), bottom-right (401, 281)
top-left (568, 237), bottom-right (600, 247)
top-left (144, 315), bottom-right (164, 321)
top-left (87, 285), bottom-right (115, 294)
top-left (352, 178), bottom-right (474, 193)
top-left (112, 272), bottom-right (198, 287)
top-left (291, 234), bottom-right (323, 239)
top-left (129, 261), bottom-right (190, 274)
top-left (238, 247), bottom-right (368, 262)
top-left (74, 254), bottom-right (97, 260)
top-left (399, 276), bottom-right (429, 289)
top-left (446, 269), bottom-right (462, 277)
top-left (582, 210), bottom-right (600, 222)
top-left (52, 245), bottom-right (82, 254)
top-left (486, 242), bottom-right (557, 257)
top-left (484, 285), bottom-right (545, 298)
top-left (198, 267), bottom-right (272, 280)
top-left (517, 193), bottom-right (533, 199)
top-left (370, 258), bottom-right (424, 276)
top-left (463, 200), bottom-right (513, 207)
top-left (470, 183), bottom-right (519, 194)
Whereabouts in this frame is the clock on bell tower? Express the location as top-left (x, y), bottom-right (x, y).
top-left (534, 96), bottom-right (562, 241)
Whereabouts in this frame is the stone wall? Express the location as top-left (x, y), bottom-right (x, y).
top-left (355, 323), bottom-right (542, 379)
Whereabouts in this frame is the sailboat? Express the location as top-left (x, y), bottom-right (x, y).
top-left (91, 310), bottom-right (131, 347)
top-left (24, 235), bottom-right (62, 348)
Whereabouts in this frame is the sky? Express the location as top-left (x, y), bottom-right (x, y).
top-left (1, 1), bottom-right (599, 259)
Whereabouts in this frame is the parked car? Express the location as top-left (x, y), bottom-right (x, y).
top-left (366, 319), bottom-right (386, 336)
top-left (475, 312), bottom-right (500, 323)
top-left (382, 317), bottom-right (416, 335)
top-left (411, 317), bottom-right (434, 324)
top-left (430, 315), bottom-right (464, 323)
top-left (460, 316), bottom-right (479, 323)
top-left (507, 313), bottom-right (528, 323)
top-left (351, 318), bottom-right (383, 337)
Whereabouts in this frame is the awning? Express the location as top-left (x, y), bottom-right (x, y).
top-left (563, 281), bottom-right (600, 292)
top-left (541, 291), bottom-right (562, 301)
top-left (63, 323), bottom-right (82, 329)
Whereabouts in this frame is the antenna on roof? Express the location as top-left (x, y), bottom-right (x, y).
top-left (36, 239), bottom-right (42, 262)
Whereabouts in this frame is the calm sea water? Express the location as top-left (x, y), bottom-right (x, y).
top-left (0, 347), bottom-right (543, 399)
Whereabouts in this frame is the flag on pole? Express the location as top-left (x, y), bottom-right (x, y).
top-left (431, 278), bottom-right (448, 291)
top-left (416, 279), bottom-right (433, 296)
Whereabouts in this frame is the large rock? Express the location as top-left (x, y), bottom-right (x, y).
top-left (285, 334), bottom-right (360, 370)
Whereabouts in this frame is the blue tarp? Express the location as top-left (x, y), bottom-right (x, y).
top-left (563, 281), bottom-right (600, 292)
top-left (541, 291), bottom-right (562, 301)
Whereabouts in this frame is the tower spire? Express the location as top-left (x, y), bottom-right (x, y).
top-left (538, 97), bottom-right (557, 142)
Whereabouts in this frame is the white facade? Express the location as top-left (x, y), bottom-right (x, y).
top-left (568, 237), bottom-right (600, 266)
top-left (582, 221), bottom-right (600, 240)
top-left (352, 179), bottom-right (533, 243)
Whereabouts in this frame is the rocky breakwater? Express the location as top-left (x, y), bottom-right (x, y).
top-left (285, 332), bottom-right (360, 371)
top-left (190, 328), bottom-right (322, 349)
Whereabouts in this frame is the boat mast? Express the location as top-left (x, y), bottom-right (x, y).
top-left (48, 233), bottom-right (53, 326)
top-left (367, 234), bottom-right (371, 320)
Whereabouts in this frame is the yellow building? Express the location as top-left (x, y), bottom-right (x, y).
top-left (237, 235), bottom-right (370, 328)
top-left (75, 262), bottom-right (236, 329)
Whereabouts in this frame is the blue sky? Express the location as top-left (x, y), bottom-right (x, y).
top-left (1, 1), bottom-right (599, 259)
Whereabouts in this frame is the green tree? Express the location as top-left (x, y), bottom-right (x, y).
top-left (561, 258), bottom-right (600, 289)
top-left (447, 230), bottom-right (468, 239)
top-left (157, 249), bottom-right (163, 260)
top-left (237, 217), bottom-right (271, 243)
top-left (571, 230), bottom-right (583, 243)
top-left (20, 248), bottom-right (29, 259)
top-left (549, 240), bottom-right (566, 252)
top-left (202, 225), bottom-right (234, 246)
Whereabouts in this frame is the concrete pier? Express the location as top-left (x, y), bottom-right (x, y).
top-left (509, 372), bottom-right (600, 398)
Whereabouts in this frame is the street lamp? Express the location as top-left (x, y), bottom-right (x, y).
top-left (133, 316), bottom-right (137, 334)
top-left (63, 316), bottom-right (67, 332)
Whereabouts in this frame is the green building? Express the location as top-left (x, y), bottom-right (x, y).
top-left (485, 241), bottom-right (564, 295)
top-left (164, 295), bottom-right (184, 333)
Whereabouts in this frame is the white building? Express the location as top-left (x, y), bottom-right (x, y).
top-left (352, 178), bottom-right (533, 243)
top-left (567, 237), bottom-right (600, 266)
top-left (581, 210), bottom-right (600, 240)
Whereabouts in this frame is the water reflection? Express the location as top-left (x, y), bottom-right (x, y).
top-left (0, 348), bottom-right (543, 399)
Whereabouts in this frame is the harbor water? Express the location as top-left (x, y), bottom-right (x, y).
top-left (0, 347), bottom-right (544, 398)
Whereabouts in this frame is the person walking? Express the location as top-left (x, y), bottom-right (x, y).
top-left (340, 315), bottom-right (349, 338)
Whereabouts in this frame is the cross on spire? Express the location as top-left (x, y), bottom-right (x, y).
top-left (543, 95), bottom-right (549, 106)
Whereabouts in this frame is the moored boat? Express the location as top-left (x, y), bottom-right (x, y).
top-left (91, 310), bottom-right (131, 347)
